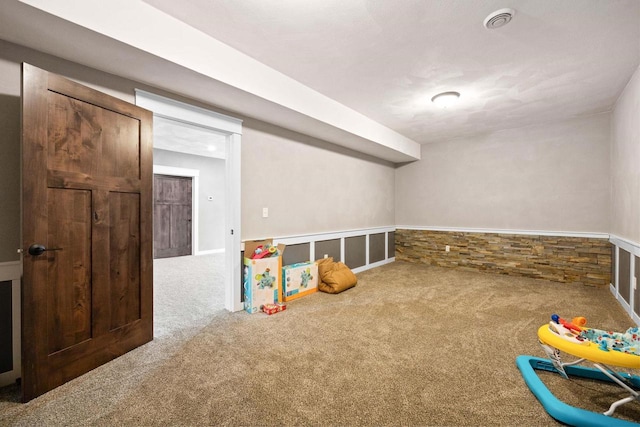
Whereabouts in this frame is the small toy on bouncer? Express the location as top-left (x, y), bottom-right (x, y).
top-left (545, 314), bottom-right (640, 357)
top-left (546, 314), bottom-right (587, 344)
top-left (551, 314), bottom-right (586, 333)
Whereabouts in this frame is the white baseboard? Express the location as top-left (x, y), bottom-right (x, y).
top-left (196, 248), bottom-right (225, 255)
top-left (268, 226), bottom-right (395, 246)
top-left (616, 292), bottom-right (632, 313)
top-left (352, 257), bottom-right (395, 274)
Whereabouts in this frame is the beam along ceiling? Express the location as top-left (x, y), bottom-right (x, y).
top-left (143, 0), bottom-right (640, 144)
top-left (1, 0), bottom-right (639, 156)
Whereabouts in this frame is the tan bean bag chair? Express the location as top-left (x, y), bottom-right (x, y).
top-left (316, 257), bottom-right (357, 294)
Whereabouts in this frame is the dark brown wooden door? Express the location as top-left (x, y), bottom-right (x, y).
top-left (153, 175), bottom-right (193, 258)
top-left (21, 64), bottom-right (153, 401)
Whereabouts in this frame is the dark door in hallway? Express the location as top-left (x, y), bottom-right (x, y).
top-left (153, 175), bottom-right (192, 258)
top-left (21, 64), bottom-right (154, 401)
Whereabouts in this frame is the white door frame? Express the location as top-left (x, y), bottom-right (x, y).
top-left (136, 90), bottom-right (243, 312)
top-left (153, 166), bottom-right (199, 256)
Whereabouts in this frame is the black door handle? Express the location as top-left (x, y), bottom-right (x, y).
top-left (28, 244), bottom-right (63, 256)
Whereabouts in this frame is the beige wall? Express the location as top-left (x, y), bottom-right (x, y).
top-left (241, 120), bottom-right (395, 239)
top-left (0, 40), bottom-right (395, 262)
top-left (395, 114), bottom-right (611, 233)
top-left (611, 65), bottom-right (640, 243)
top-left (1, 37), bottom-right (628, 260)
top-left (0, 56), bottom-right (20, 262)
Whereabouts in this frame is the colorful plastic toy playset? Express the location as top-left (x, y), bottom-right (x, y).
top-left (281, 261), bottom-right (318, 302)
top-left (517, 314), bottom-right (640, 426)
top-left (243, 240), bottom-right (285, 314)
top-left (243, 239), bottom-right (357, 315)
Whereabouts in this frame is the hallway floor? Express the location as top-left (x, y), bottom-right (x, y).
top-left (153, 253), bottom-right (225, 337)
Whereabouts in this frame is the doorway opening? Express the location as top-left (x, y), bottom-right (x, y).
top-left (136, 90), bottom-right (243, 338)
top-left (151, 130), bottom-right (226, 337)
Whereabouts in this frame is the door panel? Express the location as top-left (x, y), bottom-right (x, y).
top-left (21, 63), bottom-right (153, 401)
top-left (153, 174), bottom-right (192, 258)
top-left (47, 90), bottom-right (141, 179)
top-left (171, 205), bottom-right (192, 251)
top-left (153, 204), bottom-right (171, 252)
top-left (109, 192), bottom-right (141, 330)
top-left (46, 188), bottom-right (92, 354)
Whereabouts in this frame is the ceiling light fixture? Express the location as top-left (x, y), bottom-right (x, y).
top-left (431, 91), bottom-right (460, 108)
top-left (483, 8), bottom-right (515, 29)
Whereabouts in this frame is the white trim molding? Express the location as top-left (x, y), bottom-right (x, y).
top-left (609, 234), bottom-right (640, 326)
top-left (139, 90), bottom-right (242, 312)
top-left (136, 90), bottom-right (242, 135)
top-left (244, 226), bottom-right (396, 276)
top-left (0, 261), bottom-right (22, 387)
top-left (249, 226), bottom-right (396, 247)
top-left (153, 165), bottom-right (200, 178)
top-left (196, 248), bottom-right (225, 256)
top-left (396, 225), bottom-right (610, 240)
top-left (282, 226), bottom-right (394, 266)
top-left (610, 234), bottom-right (640, 257)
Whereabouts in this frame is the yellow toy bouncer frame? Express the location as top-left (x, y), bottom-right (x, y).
top-left (517, 318), bottom-right (640, 427)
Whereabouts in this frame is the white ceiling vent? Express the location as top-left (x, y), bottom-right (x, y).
top-left (483, 8), bottom-right (515, 29)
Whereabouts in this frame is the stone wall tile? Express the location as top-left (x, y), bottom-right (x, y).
top-left (395, 229), bottom-right (611, 287)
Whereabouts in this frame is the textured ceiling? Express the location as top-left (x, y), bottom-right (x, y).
top-left (143, 0), bottom-right (640, 144)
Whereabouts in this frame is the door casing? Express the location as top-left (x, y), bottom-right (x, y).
top-left (135, 90), bottom-right (243, 312)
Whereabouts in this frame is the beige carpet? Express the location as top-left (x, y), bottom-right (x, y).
top-left (1, 261), bottom-right (638, 426)
top-left (153, 253), bottom-right (226, 338)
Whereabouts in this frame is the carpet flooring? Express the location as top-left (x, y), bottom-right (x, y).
top-left (0, 261), bottom-right (638, 426)
top-left (153, 253), bottom-right (226, 337)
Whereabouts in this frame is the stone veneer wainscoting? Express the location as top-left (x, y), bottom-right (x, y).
top-left (395, 229), bottom-right (611, 287)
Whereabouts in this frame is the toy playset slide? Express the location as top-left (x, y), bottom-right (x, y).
top-left (517, 314), bottom-right (640, 426)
